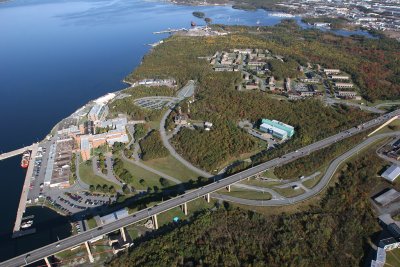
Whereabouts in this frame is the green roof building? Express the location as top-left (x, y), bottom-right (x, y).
top-left (260, 119), bottom-right (295, 139)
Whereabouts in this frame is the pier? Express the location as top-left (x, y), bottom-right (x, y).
top-left (0, 145), bottom-right (34, 161)
top-left (13, 143), bottom-right (39, 234)
top-left (152, 28), bottom-right (187, 34)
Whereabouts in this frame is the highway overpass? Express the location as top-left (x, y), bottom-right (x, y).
top-left (1, 109), bottom-right (399, 267)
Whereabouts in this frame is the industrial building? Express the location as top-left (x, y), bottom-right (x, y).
top-left (259, 119), bottom-right (295, 140)
top-left (381, 164), bottom-right (400, 182)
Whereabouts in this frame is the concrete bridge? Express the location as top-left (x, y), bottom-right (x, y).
top-left (0, 145), bottom-right (35, 161)
top-left (1, 110), bottom-right (400, 267)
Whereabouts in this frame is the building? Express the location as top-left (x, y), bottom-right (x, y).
top-left (88, 104), bottom-right (108, 122)
top-left (100, 209), bottom-right (129, 225)
top-left (48, 137), bottom-right (74, 188)
top-left (329, 75), bottom-right (350, 80)
top-left (244, 82), bottom-right (259, 90)
top-left (387, 223), bottom-right (400, 240)
top-left (381, 164), bottom-right (400, 182)
top-left (174, 114), bottom-right (188, 125)
top-left (374, 189), bottom-right (400, 206)
top-left (323, 68), bottom-right (341, 74)
top-left (379, 237), bottom-right (400, 251)
top-left (337, 90), bottom-right (357, 99)
top-left (108, 227), bottom-right (133, 254)
top-left (259, 119), bottom-right (295, 140)
top-left (335, 82), bottom-right (354, 89)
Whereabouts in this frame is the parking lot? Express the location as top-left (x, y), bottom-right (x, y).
top-left (134, 96), bottom-right (180, 110)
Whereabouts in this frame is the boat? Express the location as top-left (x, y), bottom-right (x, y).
top-left (21, 220), bottom-right (33, 229)
top-left (20, 150), bottom-right (31, 169)
top-left (191, 21), bottom-right (196, 27)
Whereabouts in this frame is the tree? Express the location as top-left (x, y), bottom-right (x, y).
top-left (89, 185), bottom-right (95, 192)
top-left (96, 184), bottom-right (102, 192)
top-left (103, 184), bottom-right (109, 193)
top-left (122, 185), bottom-right (131, 194)
top-left (109, 185), bottom-right (116, 194)
top-left (159, 177), bottom-right (170, 187)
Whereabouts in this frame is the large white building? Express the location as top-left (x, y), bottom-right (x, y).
top-left (382, 164), bottom-right (400, 182)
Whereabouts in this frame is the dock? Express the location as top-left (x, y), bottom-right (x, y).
top-left (153, 28), bottom-right (187, 34)
top-left (13, 143), bottom-right (39, 234)
top-left (12, 228), bottom-right (36, 239)
top-left (0, 145), bottom-right (34, 161)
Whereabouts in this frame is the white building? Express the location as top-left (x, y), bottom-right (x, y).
top-left (382, 164), bottom-right (400, 182)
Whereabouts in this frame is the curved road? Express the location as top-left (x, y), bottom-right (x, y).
top-left (1, 110), bottom-right (400, 267)
top-left (159, 109), bottom-right (212, 178)
top-left (212, 131), bottom-right (400, 206)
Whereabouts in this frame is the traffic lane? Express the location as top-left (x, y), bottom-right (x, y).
top-left (5, 112), bottom-right (400, 266)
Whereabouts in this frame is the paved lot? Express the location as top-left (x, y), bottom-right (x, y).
top-left (134, 96), bottom-right (179, 110)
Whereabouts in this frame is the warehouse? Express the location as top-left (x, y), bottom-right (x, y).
top-left (381, 164), bottom-right (400, 182)
top-left (259, 119), bottom-right (295, 140)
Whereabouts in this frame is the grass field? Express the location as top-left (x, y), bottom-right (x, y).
top-left (274, 187), bottom-right (305, 198)
top-left (302, 175), bottom-right (322, 189)
top-left (385, 248), bottom-right (400, 267)
top-left (79, 162), bottom-right (120, 189)
top-left (87, 217), bottom-right (97, 229)
top-left (119, 157), bottom-right (165, 190)
top-left (242, 179), bottom-right (283, 188)
top-left (220, 188), bottom-right (272, 200)
top-left (142, 155), bottom-right (199, 182)
top-left (263, 169), bottom-right (279, 179)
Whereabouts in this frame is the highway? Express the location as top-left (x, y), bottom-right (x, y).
top-left (1, 109), bottom-right (399, 267)
top-left (212, 131), bottom-right (400, 206)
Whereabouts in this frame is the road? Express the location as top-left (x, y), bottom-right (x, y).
top-left (92, 155), bottom-right (123, 188)
top-left (212, 131), bottom-right (400, 206)
top-left (325, 98), bottom-right (384, 114)
top-left (1, 110), bottom-right (399, 267)
top-left (159, 109), bottom-right (212, 178)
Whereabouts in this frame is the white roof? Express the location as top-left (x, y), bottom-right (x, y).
top-left (382, 165), bottom-right (400, 182)
top-left (260, 123), bottom-right (287, 137)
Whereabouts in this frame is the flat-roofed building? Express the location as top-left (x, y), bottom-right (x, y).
top-left (88, 104), bottom-right (108, 122)
top-left (80, 136), bottom-right (91, 161)
top-left (260, 119), bottom-right (295, 140)
top-left (374, 189), bottom-right (400, 206)
top-left (323, 68), bottom-right (341, 74)
top-left (337, 90), bottom-right (357, 99)
top-left (335, 82), bottom-right (354, 89)
top-left (379, 237), bottom-right (400, 251)
top-left (329, 75), bottom-right (350, 80)
top-left (382, 164), bottom-right (400, 182)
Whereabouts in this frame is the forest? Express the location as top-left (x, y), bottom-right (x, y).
top-left (108, 153), bottom-right (384, 266)
top-left (121, 21), bottom-right (399, 171)
top-left (273, 131), bottom-right (367, 179)
top-left (139, 130), bottom-right (169, 161)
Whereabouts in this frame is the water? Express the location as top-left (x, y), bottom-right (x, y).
top-left (0, 0), bottom-right (373, 261)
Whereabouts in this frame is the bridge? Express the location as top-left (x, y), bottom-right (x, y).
top-left (0, 145), bottom-right (34, 161)
top-left (1, 109), bottom-right (400, 267)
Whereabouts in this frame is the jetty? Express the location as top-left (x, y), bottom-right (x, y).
top-left (153, 28), bottom-right (187, 34)
top-left (12, 143), bottom-right (39, 234)
top-left (0, 145), bottom-right (34, 161)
